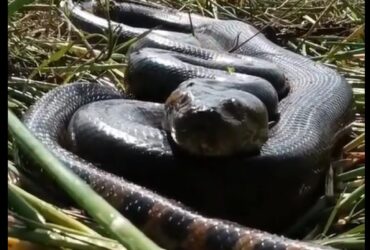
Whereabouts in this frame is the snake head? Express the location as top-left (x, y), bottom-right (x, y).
top-left (163, 80), bottom-right (269, 157)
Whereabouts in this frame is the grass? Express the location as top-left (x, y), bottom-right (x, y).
top-left (8, 0), bottom-right (365, 249)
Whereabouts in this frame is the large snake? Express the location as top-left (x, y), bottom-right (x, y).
top-left (18, 0), bottom-right (353, 249)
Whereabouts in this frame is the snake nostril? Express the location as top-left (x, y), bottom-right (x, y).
top-left (176, 93), bottom-right (191, 109)
top-left (178, 95), bottom-right (187, 104)
top-left (166, 90), bottom-right (189, 110)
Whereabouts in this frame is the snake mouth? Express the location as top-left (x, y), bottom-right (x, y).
top-left (172, 110), bottom-right (229, 155)
top-left (170, 110), bottom-right (267, 157)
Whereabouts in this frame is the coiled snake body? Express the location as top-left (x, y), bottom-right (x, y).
top-left (19, 0), bottom-right (353, 249)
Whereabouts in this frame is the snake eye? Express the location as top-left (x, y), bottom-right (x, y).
top-left (186, 81), bottom-right (195, 87)
top-left (222, 98), bottom-right (245, 121)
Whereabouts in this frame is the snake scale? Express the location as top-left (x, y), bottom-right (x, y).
top-left (18, 0), bottom-right (354, 249)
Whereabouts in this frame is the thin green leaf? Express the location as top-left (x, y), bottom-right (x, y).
top-left (8, 110), bottom-right (163, 250)
top-left (8, 0), bottom-right (37, 16)
top-left (29, 43), bottom-right (74, 79)
top-left (10, 183), bottom-right (100, 237)
top-left (8, 184), bottom-right (45, 225)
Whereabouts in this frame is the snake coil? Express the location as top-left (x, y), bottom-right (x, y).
top-left (18, 0), bottom-right (353, 249)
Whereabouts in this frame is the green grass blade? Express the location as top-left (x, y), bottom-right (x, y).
top-left (8, 0), bottom-right (37, 16)
top-left (8, 184), bottom-right (45, 225)
top-left (10, 183), bottom-right (101, 237)
top-left (336, 166), bottom-right (365, 182)
top-left (8, 110), bottom-right (163, 250)
top-left (314, 234), bottom-right (364, 250)
top-left (9, 227), bottom-right (124, 250)
top-left (29, 43), bottom-right (75, 79)
top-left (338, 184), bottom-right (365, 212)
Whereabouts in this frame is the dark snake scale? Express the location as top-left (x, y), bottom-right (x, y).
top-left (18, 0), bottom-right (353, 249)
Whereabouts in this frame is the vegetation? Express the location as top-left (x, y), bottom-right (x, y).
top-left (8, 0), bottom-right (364, 249)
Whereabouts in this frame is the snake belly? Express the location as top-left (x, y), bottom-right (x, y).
top-left (18, 0), bottom-right (353, 250)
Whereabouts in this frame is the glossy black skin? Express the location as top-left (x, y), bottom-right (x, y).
top-left (20, 82), bottom-right (339, 250)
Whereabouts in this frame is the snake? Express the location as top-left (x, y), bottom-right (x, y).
top-left (17, 0), bottom-right (354, 249)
